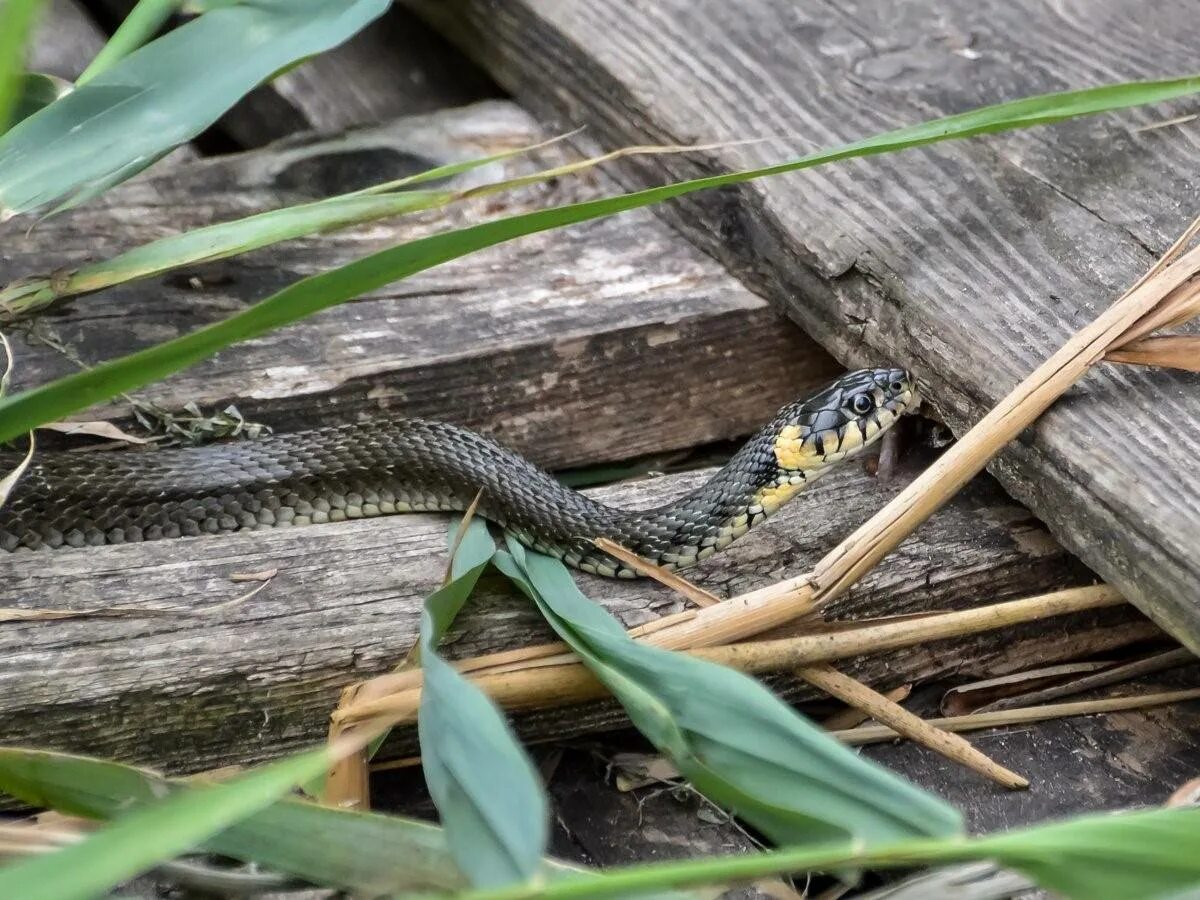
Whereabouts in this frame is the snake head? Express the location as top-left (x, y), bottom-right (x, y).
top-left (773, 367), bottom-right (920, 474)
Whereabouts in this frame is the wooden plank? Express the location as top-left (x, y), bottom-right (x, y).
top-left (412, 0), bottom-right (1200, 657)
top-left (29, 0), bottom-right (106, 81)
top-left (409, 0), bottom-right (1200, 651)
top-left (0, 448), bottom-right (1145, 775)
top-left (1, 100), bottom-right (839, 470)
top-left (227, 6), bottom-right (502, 146)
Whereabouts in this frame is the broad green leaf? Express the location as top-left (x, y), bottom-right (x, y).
top-left (441, 806), bottom-right (1200, 900)
top-left (418, 517), bottom-right (549, 887)
top-left (0, 0), bottom-right (46, 134)
top-left (0, 745), bottom-right (332, 900)
top-left (0, 748), bottom-right (699, 898)
top-left (494, 541), bottom-right (961, 847)
top-left (7, 73), bottom-right (70, 130)
top-left (0, 0), bottom-right (388, 216)
top-left (76, 0), bottom-right (180, 85)
top-left (2, 73), bottom-right (1199, 438)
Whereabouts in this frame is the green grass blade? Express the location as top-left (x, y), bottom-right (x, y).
top-left (2, 74), bottom-right (1198, 439)
top-left (494, 541), bottom-right (961, 847)
top-left (76, 0), bottom-right (179, 85)
top-left (6, 72), bottom-right (69, 131)
top-left (0, 190), bottom-right (454, 318)
top-left (0, 130), bottom-right (580, 319)
top-left (0, 746), bottom-right (333, 900)
top-left (416, 519), bottom-right (550, 887)
top-left (0, 0), bottom-right (46, 134)
top-left (0, 0), bottom-right (388, 216)
top-left (0, 748), bottom-right (699, 897)
top-left (437, 806), bottom-right (1200, 900)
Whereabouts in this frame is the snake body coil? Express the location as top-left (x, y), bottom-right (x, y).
top-left (0, 368), bottom-right (918, 577)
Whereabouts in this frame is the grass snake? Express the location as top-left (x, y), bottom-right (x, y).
top-left (0, 368), bottom-right (919, 577)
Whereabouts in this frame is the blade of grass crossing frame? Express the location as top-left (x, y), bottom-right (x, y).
top-left (0, 748), bottom-right (704, 898)
top-left (0, 746), bottom-right (334, 900)
top-left (437, 806), bottom-right (1200, 900)
top-left (3, 74), bottom-right (1200, 437)
top-left (0, 0), bottom-right (389, 216)
top-left (0, 0), bottom-right (46, 134)
top-left (76, 0), bottom-right (179, 84)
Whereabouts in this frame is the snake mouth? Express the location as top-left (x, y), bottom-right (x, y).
top-left (773, 368), bottom-right (919, 472)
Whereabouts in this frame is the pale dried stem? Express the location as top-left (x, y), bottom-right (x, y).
top-left (1105, 335), bottom-right (1200, 372)
top-left (796, 663), bottom-right (1029, 789)
top-left (335, 585), bottom-right (1123, 727)
top-left (820, 684), bottom-right (911, 731)
top-left (593, 537), bottom-right (722, 607)
top-left (833, 688), bottom-right (1200, 746)
top-left (978, 646), bottom-right (1195, 712)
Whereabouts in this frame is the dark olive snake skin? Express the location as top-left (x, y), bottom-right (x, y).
top-left (0, 368), bottom-right (918, 577)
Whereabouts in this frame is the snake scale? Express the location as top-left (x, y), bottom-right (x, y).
top-left (0, 368), bottom-right (918, 577)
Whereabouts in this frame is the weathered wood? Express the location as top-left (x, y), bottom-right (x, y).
top-left (224, 6), bottom-right (501, 147)
top-left (865, 684), bottom-right (1200, 832)
top-left (410, 0), bottom-right (1200, 651)
top-left (0, 447), bottom-right (1144, 775)
top-left (29, 0), bottom-right (106, 81)
top-left (1, 100), bottom-right (838, 470)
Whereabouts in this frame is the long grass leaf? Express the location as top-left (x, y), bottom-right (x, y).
top-left (417, 519), bottom-right (549, 887)
top-left (0, 746), bottom-right (333, 900)
top-left (76, 0), bottom-right (179, 85)
top-left (0, 748), bottom-right (699, 897)
top-left (1, 74), bottom-right (1198, 438)
top-left (0, 0), bottom-right (45, 134)
top-left (494, 541), bottom-right (962, 846)
top-left (0, 0), bottom-right (388, 216)
top-left (439, 806), bottom-right (1200, 900)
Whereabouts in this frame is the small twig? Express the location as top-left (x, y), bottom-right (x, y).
top-left (1131, 112), bottom-right (1199, 133)
top-left (0, 575), bottom-right (274, 623)
top-left (978, 646), bottom-right (1195, 712)
top-left (821, 684), bottom-right (911, 731)
top-left (592, 537), bottom-right (722, 607)
top-left (443, 490), bottom-right (485, 586)
top-left (832, 688), bottom-right (1200, 746)
top-left (796, 663), bottom-right (1028, 790)
top-left (1104, 334), bottom-right (1200, 372)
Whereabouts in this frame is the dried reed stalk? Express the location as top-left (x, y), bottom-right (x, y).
top-left (820, 684), bottom-right (911, 731)
top-left (978, 646), bottom-right (1195, 712)
top-left (833, 688), bottom-right (1200, 746)
top-left (795, 663), bottom-right (1029, 789)
top-left (335, 585), bottom-right (1123, 727)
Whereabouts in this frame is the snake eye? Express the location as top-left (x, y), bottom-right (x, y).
top-left (889, 380), bottom-right (905, 394)
top-left (851, 394), bottom-right (873, 415)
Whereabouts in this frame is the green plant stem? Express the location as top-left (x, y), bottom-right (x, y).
top-left (440, 806), bottom-right (1200, 900)
top-left (0, 0), bottom-right (46, 132)
top-left (76, 0), bottom-right (180, 85)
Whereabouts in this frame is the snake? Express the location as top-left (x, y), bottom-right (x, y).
top-left (0, 368), bottom-right (919, 577)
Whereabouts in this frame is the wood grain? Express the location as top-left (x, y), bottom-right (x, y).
top-left (29, 0), bottom-right (105, 81)
top-left (0, 448), bottom-right (1142, 775)
top-left (411, 0), bottom-right (1200, 648)
top-left (0, 100), bottom-right (838, 470)
top-left (231, 6), bottom-right (501, 146)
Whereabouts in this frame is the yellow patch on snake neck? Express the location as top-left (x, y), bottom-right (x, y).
top-left (754, 481), bottom-right (805, 514)
top-left (774, 424), bottom-right (807, 470)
